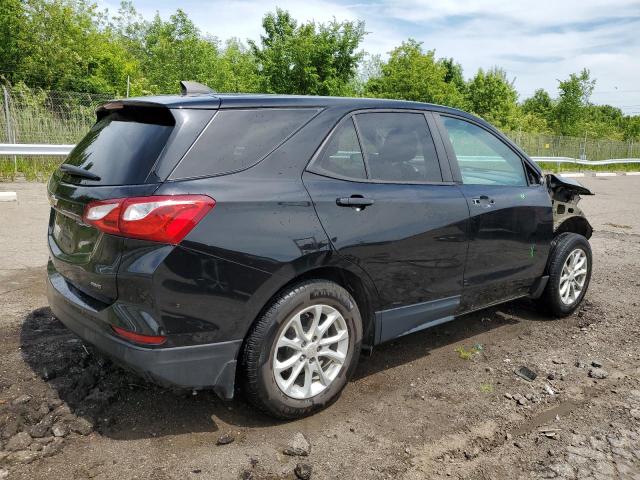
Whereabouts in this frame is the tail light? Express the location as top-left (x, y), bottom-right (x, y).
top-left (83, 195), bottom-right (215, 244)
top-left (112, 325), bottom-right (167, 345)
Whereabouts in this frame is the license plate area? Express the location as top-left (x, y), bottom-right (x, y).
top-left (52, 209), bottom-right (99, 257)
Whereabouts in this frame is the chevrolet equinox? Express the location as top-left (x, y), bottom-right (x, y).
top-left (47, 81), bottom-right (594, 419)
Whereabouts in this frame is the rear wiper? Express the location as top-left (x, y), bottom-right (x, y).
top-left (59, 164), bottom-right (101, 181)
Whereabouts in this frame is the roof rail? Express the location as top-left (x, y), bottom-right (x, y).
top-left (180, 81), bottom-right (214, 96)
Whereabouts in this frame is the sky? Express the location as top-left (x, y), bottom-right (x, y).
top-left (101, 0), bottom-right (640, 114)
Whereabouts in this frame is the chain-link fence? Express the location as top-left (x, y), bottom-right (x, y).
top-left (1, 83), bottom-right (639, 180)
top-left (506, 130), bottom-right (640, 162)
top-left (0, 84), bottom-right (112, 144)
top-left (0, 84), bottom-right (113, 180)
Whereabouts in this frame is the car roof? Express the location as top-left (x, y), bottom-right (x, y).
top-left (109, 92), bottom-right (539, 174)
top-left (118, 92), bottom-right (473, 117)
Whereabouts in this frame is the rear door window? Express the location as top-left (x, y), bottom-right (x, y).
top-left (354, 112), bottom-right (442, 183)
top-left (59, 107), bottom-right (174, 185)
top-left (313, 118), bottom-right (366, 180)
top-left (171, 108), bottom-right (318, 179)
top-left (441, 116), bottom-right (527, 186)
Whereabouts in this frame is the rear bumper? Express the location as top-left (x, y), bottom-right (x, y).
top-left (47, 268), bottom-right (241, 399)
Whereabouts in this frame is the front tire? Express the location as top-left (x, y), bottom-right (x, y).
top-left (536, 233), bottom-right (592, 317)
top-left (241, 280), bottom-right (362, 419)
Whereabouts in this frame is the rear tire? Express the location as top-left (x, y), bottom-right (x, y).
top-left (241, 280), bottom-right (362, 419)
top-left (536, 233), bottom-right (592, 317)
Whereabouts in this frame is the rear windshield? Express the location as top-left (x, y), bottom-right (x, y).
top-left (170, 108), bottom-right (317, 180)
top-left (59, 107), bottom-right (174, 185)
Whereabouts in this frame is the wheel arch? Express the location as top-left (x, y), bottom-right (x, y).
top-left (285, 265), bottom-right (377, 347)
top-left (241, 261), bottom-right (380, 359)
top-left (555, 215), bottom-right (593, 240)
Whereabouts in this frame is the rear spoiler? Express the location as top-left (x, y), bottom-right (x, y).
top-left (95, 101), bottom-right (175, 125)
top-left (95, 81), bottom-right (218, 115)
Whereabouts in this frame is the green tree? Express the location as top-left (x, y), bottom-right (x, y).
top-left (439, 57), bottom-right (466, 92)
top-left (0, 0), bottom-right (26, 83)
top-left (364, 39), bottom-right (466, 108)
top-left (250, 8), bottom-right (365, 95)
top-left (553, 68), bottom-right (595, 136)
top-left (5, 0), bottom-right (141, 95)
top-left (350, 53), bottom-right (383, 96)
top-left (622, 116), bottom-right (640, 140)
top-left (466, 67), bottom-right (518, 128)
top-left (141, 10), bottom-right (219, 93)
top-left (14, 0), bottom-right (102, 90)
top-left (110, 1), bottom-right (146, 43)
top-left (213, 38), bottom-right (260, 92)
top-left (579, 104), bottom-right (625, 140)
top-left (522, 89), bottom-right (553, 119)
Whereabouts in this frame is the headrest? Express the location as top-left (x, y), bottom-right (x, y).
top-left (378, 129), bottom-right (417, 163)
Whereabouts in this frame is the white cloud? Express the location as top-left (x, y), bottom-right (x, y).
top-left (380, 0), bottom-right (640, 26)
top-left (98, 0), bottom-right (640, 113)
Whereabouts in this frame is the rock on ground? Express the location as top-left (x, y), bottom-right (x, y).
top-left (284, 433), bottom-right (311, 457)
top-left (294, 463), bottom-right (313, 480)
top-left (588, 368), bottom-right (609, 379)
top-left (5, 432), bottom-right (32, 452)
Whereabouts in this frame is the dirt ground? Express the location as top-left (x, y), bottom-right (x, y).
top-left (0, 176), bottom-right (639, 480)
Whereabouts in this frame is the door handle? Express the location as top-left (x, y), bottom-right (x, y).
top-left (471, 196), bottom-right (495, 207)
top-left (336, 195), bottom-right (374, 209)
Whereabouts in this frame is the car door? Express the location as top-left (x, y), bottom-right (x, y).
top-left (303, 111), bottom-right (470, 344)
top-left (434, 114), bottom-right (553, 311)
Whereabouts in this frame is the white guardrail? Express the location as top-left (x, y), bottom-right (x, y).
top-left (460, 155), bottom-right (640, 165)
top-left (1, 144), bottom-right (640, 166)
top-left (529, 156), bottom-right (640, 165)
top-left (0, 144), bottom-right (75, 156)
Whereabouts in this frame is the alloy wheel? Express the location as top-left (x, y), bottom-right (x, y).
top-left (273, 304), bottom-right (349, 399)
top-left (559, 248), bottom-right (588, 305)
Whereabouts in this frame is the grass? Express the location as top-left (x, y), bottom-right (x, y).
top-left (455, 344), bottom-right (484, 360)
top-left (537, 161), bottom-right (640, 173)
top-left (479, 383), bottom-right (494, 394)
top-left (0, 156), bottom-right (62, 182)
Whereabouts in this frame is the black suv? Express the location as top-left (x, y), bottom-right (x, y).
top-left (47, 82), bottom-right (594, 419)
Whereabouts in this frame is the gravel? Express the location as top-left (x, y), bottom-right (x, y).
top-left (41, 438), bottom-right (64, 458)
top-left (11, 396), bottom-right (31, 406)
top-left (5, 433), bottom-right (32, 452)
top-left (0, 176), bottom-right (639, 479)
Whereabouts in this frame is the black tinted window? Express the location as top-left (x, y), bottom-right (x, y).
top-left (313, 118), bottom-right (366, 179)
top-left (442, 116), bottom-right (527, 186)
top-left (355, 113), bottom-right (442, 182)
top-left (171, 109), bottom-right (317, 179)
top-left (61, 107), bottom-right (174, 185)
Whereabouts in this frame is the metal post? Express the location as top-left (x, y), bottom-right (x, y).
top-left (2, 85), bottom-right (17, 174)
top-left (126, 76), bottom-right (130, 98)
